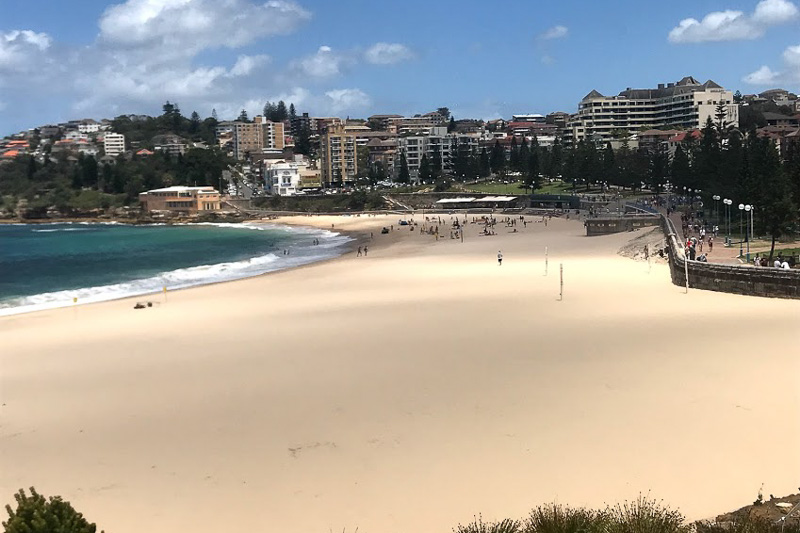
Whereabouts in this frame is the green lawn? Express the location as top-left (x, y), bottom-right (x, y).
top-left (459, 180), bottom-right (574, 195)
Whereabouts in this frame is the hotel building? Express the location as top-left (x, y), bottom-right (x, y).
top-left (566, 76), bottom-right (739, 144)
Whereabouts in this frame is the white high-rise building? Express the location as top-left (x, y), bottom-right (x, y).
top-left (104, 133), bottom-right (125, 156)
top-left (566, 76), bottom-right (739, 145)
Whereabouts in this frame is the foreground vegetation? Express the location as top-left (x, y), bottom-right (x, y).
top-left (5, 488), bottom-right (797, 533)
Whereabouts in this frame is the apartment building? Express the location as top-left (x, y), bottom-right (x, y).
top-left (319, 124), bottom-right (357, 185)
top-left (264, 160), bottom-right (302, 196)
top-left (103, 132), bottom-right (125, 156)
top-left (397, 127), bottom-right (479, 181)
top-left (566, 76), bottom-right (739, 145)
top-left (231, 116), bottom-right (285, 160)
top-left (138, 186), bottom-right (221, 213)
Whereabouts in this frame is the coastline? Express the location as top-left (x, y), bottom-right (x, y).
top-left (2, 213), bottom-right (798, 533)
top-left (0, 217), bottom-right (361, 317)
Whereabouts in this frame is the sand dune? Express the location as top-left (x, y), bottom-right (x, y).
top-left (1, 214), bottom-right (798, 532)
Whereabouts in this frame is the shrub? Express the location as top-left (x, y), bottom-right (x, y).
top-left (454, 514), bottom-right (522, 533)
top-left (604, 495), bottom-right (688, 533)
top-left (524, 503), bottom-right (605, 533)
top-left (3, 487), bottom-right (102, 533)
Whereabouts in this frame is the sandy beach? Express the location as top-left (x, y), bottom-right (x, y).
top-left (1, 213), bottom-right (798, 532)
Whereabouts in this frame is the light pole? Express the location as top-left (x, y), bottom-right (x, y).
top-left (712, 195), bottom-right (720, 225)
top-left (745, 204), bottom-right (753, 261)
top-left (738, 203), bottom-right (745, 257)
top-left (723, 198), bottom-right (732, 245)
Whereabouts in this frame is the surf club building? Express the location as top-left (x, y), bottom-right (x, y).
top-left (138, 186), bottom-right (221, 214)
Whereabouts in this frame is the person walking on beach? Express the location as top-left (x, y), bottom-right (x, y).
top-left (364, 246), bottom-right (368, 256)
top-left (497, 250), bottom-right (503, 266)
top-left (357, 246), bottom-right (362, 256)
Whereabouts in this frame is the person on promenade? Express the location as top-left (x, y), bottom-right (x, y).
top-left (357, 246), bottom-right (362, 257)
top-left (708, 237), bottom-right (713, 253)
top-left (497, 250), bottom-right (503, 266)
top-left (364, 246), bottom-right (368, 256)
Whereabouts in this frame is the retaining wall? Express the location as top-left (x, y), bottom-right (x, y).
top-left (586, 216), bottom-right (660, 236)
top-left (661, 216), bottom-right (800, 299)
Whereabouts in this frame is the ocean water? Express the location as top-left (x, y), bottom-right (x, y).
top-left (0, 222), bottom-right (351, 316)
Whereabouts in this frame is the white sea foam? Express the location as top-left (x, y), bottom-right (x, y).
top-left (0, 226), bottom-right (352, 317)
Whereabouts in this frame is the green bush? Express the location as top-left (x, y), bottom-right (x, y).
top-left (525, 503), bottom-right (605, 533)
top-left (3, 487), bottom-right (102, 533)
top-left (454, 515), bottom-right (522, 533)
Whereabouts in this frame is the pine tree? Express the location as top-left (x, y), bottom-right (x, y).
top-left (479, 147), bottom-right (491, 177)
top-left (447, 116), bottom-right (456, 133)
top-left (276, 101), bottom-right (288, 122)
top-left (237, 109), bottom-right (249, 122)
top-left (648, 143), bottom-right (670, 193)
top-left (3, 487), bottom-right (101, 533)
top-left (397, 152), bottom-right (410, 183)
top-left (671, 144), bottom-right (692, 190)
top-left (431, 146), bottom-right (443, 178)
top-left (211, 108), bottom-right (218, 121)
top-left (419, 154), bottom-right (433, 183)
top-left (490, 140), bottom-right (505, 175)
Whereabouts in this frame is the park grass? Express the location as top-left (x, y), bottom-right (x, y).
top-left (459, 180), bottom-right (574, 195)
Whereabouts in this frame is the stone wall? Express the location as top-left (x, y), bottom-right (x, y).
top-left (660, 216), bottom-right (800, 299)
top-left (586, 216), bottom-right (660, 236)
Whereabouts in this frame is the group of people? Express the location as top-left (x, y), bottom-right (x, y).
top-left (753, 254), bottom-right (794, 269)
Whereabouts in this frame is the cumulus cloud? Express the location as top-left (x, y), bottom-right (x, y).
top-left (324, 88), bottom-right (370, 113)
top-left (743, 43), bottom-right (800, 85)
top-left (0, 30), bottom-right (52, 70)
top-left (538, 25), bottom-right (568, 40)
top-left (669, 0), bottom-right (799, 43)
top-left (228, 54), bottom-right (270, 77)
top-left (98, 0), bottom-right (311, 56)
top-left (290, 45), bottom-right (350, 78)
top-left (364, 42), bottom-right (413, 64)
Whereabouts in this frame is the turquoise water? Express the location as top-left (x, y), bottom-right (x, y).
top-left (0, 222), bottom-right (350, 315)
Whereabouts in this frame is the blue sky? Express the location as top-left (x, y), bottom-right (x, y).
top-left (1, 0), bottom-right (799, 135)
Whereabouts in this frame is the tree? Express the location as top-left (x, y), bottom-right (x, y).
top-left (418, 154), bottom-right (433, 183)
top-left (436, 107), bottom-right (450, 121)
top-left (397, 152), bottom-right (410, 184)
top-left (237, 109), bottom-right (249, 122)
top-left (189, 111), bottom-right (201, 134)
top-left (524, 149), bottom-right (540, 193)
top-left (289, 103), bottom-right (297, 124)
top-left (479, 147), bottom-right (490, 178)
top-left (431, 145), bottom-right (443, 178)
top-left (294, 124), bottom-right (311, 155)
top-left (733, 90), bottom-right (743, 103)
top-left (444, 116), bottom-right (456, 133)
top-left (601, 143), bottom-right (616, 186)
top-left (275, 100), bottom-right (288, 122)
top-left (3, 487), bottom-right (102, 533)
top-left (490, 140), bottom-right (505, 175)
top-left (671, 144), bottom-right (692, 190)
top-left (648, 143), bottom-right (670, 193)
top-left (211, 108), bottom-right (218, 121)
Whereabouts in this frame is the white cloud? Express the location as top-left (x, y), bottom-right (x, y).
top-left (324, 88), bottom-right (370, 113)
top-left (538, 25), bottom-right (568, 40)
top-left (228, 54), bottom-right (270, 77)
top-left (291, 45), bottom-right (349, 78)
top-left (752, 0), bottom-right (799, 23)
top-left (364, 42), bottom-right (413, 64)
top-left (669, 0), bottom-right (799, 43)
top-left (743, 65), bottom-right (781, 84)
top-left (0, 30), bottom-right (52, 69)
top-left (540, 55), bottom-right (555, 65)
top-left (784, 44), bottom-right (800, 65)
top-left (98, 0), bottom-right (311, 56)
top-left (743, 43), bottom-right (800, 85)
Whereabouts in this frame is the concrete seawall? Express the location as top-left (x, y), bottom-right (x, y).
top-left (660, 215), bottom-right (800, 299)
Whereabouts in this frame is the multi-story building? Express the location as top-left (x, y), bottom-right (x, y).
top-left (264, 160), bottom-right (302, 196)
top-left (512, 114), bottom-right (546, 123)
top-left (103, 132), bottom-right (125, 156)
top-left (566, 76), bottom-right (739, 145)
top-left (231, 116), bottom-right (285, 160)
top-left (320, 124), bottom-right (357, 185)
top-left (397, 127), bottom-right (480, 181)
top-left (138, 186), bottom-right (221, 213)
top-left (78, 121), bottom-right (100, 134)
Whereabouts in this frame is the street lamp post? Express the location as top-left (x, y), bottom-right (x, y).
top-left (745, 204), bottom-right (753, 261)
top-left (738, 203), bottom-right (745, 257)
top-left (712, 195), bottom-right (721, 225)
top-left (723, 198), bottom-right (732, 245)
